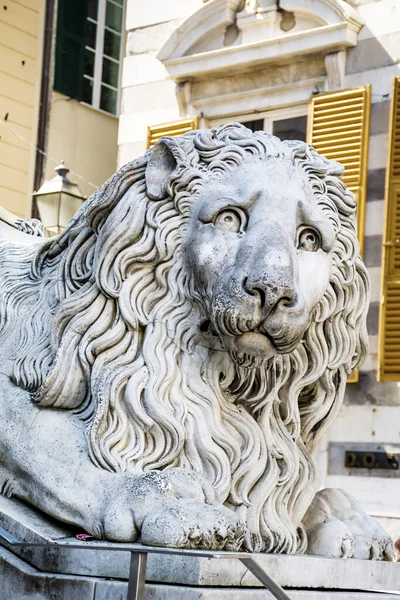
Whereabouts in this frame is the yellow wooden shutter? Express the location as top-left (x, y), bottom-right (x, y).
top-left (147, 117), bottom-right (199, 149)
top-left (308, 86), bottom-right (371, 383)
top-left (307, 86), bottom-right (371, 256)
top-left (378, 77), bottom-right (400, 381)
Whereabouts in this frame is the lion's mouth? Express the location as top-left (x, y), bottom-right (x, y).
top-left (199, 318), bottom-right (301, 364)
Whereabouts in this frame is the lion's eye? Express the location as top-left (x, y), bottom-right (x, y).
top-left (298, 228), bottom-right (320, 252)
top-left (214, 209), bottom-right (246, 233)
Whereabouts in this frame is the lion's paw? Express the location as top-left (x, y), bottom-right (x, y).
top-left (102, 469), bottom-right (228, 544)
top-left (306, 516), bottom-right (355, 558)
top-left (303, 488), bottom-right (394, 561)
top-left (342, 510), bottom-right (394, 560)
top-left (141, 500), bottom-right (246, 551)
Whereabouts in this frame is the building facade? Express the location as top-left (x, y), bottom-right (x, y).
top-left (119, 0), bottom-right (400, 533)
top-left (0, 0), bottom-right (123, 218)
top-left (0, 0), bottom-right (44, 217)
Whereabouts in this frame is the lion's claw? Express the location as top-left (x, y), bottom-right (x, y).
top-left (140, 500), bottom-right (245, 551)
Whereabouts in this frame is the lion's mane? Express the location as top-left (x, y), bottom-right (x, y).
top-left (0, 124), bottom-right (369, 553)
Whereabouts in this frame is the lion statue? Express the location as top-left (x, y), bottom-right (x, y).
top-left (0, 124), bottom-right (393, 560)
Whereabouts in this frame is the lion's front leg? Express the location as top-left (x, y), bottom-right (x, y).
top-left (103, 470), bottom-right (245, 551)
top-left (302, 488), bottom-right (394, 560)
top-left (0, 377), bottom-right (244, 550)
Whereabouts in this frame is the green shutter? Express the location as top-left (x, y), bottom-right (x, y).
top-left (54, 0), bottom-right (88, 100)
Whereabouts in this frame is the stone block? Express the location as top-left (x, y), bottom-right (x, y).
top-left (349, 0), bottom-right (386, 5)
top-left (360, 352), bottom-right (378, 373)
top-left (126, 20), bottom-right (182, 56)
top-left (346, 32), bottom-right (400, 75)
top-left (358, 336), bottom-right (379, 374)
top-left (367, 301), bottom-right (379, 335)
top-left (326, 473), bottom-right (400, 519)
top-left (367, 266), bottom-right (381, 303)
top-left (121, 80), bottom-right (178, 113)
top-left (344, 64), bottom-right (400, 101)
top-left (2, 543), bottom-right (400, 600)
top-left (2, 544), bottom-right (400, 600)
top-left (363, 235), bottom-right (382, 268)
top-left (365, 200), bottom-right (384, 236)
top-left (0, 496), bottom-right (132, 580)
top-left (368, 134), bottom-right (388, 170)
top-left (1, 494), bottom-right (400, 594)
top-left (121, 54), bottom-right (168, 87)
top-left (118, 107), bottom-right (180, 144)
top-left (370, 102), bottom-right (390, 136)
top-left (328, 405), bottom-right (400, 443)
top-left (367, 168), bottom-right (385, 202)
top-left (126, 0), bottom-right (202, 30)
top-left (93, 581), bottom-right (126, 600)
top-left (139, 591), bottom-right (400, 599)
top-left (345, 371), bottom-right (400, 406)
top-left (358, 0), bottom-right (400, 41)
top-left (1, 494), bottom-right (400, 599)
top-left (369, 334), bottom-right (378, 355)
top-left (0, 546), bottom-right (97, 600)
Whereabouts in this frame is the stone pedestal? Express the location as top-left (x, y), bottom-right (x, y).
top-left (0, 496), bottom-right (399, 600)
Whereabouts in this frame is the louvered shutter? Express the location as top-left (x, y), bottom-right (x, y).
top-left (147, 118), bottom-right (199, 149)
top-left (54, 0), bottom-right (88, 100)
top-left (308, 86), bottom-right (371, 383)
top-left (378, 77), bottom-right (400, 381)
top-left (308, 86), bottom-right (371, 255)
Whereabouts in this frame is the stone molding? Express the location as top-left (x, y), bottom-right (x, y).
top-left (158, 0), bottom-right (363, 64)
top-left (160, 24), bottom-right (360, 81)
top-left (191, 77), bottom-right (325, 119)
top-left (157, 0), bottom-right (364, 119)
top-left (157, 0), bottom-right (244, 62)
top-left (325, 50), bottom-right (347, 90)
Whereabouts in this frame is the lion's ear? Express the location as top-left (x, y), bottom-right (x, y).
top-left (145, 141), bottom-right (179, 200)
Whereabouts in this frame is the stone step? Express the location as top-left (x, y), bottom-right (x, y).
top-left (1, 546), bottom-right (400, 600)
top-left (1, 495), bottom-right (400, 599)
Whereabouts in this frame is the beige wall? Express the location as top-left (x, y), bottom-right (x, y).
top-left (44, 92), bottom-right (119, 201)
top-left (0, 2), bottom-right (119, 218)
top-left (0, 0), bottom-right (43, 218)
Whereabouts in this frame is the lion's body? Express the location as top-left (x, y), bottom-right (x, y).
top-left (0, 124), bottom-right (381, 557)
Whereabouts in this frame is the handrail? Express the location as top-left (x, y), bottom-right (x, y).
top-left (0, 525), bottom-right (293, 600)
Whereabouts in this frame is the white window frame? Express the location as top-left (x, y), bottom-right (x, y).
top-left (208, 104), bottom-right (309, 134)
top-left (83, 0), bottom-right (126, 116)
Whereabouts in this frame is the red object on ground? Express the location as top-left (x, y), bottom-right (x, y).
top-left (76, 533), bottom-right (94, 541)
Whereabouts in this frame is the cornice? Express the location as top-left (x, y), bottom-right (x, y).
top-left (162, 22), bottom-right (359, 82)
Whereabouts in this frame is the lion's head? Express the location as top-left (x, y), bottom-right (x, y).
top-left (1, 124), bottom-right (369, 553)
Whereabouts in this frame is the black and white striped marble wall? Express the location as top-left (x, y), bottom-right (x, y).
top-left (343, 4), bottom-right (400, 407)
top-left (324, 1), bottom-right (400, 520)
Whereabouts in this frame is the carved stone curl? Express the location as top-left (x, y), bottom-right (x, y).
top-left (0, 124), bottom-right (393, 559)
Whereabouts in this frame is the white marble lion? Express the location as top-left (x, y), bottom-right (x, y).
top-left (0, 124), bottom-right (393, 560)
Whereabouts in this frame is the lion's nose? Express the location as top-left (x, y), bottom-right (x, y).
top-left (243, 277), bottom-right (297, 315)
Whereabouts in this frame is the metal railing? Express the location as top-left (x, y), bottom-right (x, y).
top-left (0, 525), bottom-right (293, 600)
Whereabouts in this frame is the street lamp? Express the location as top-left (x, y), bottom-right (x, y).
top-left (33, 161), bottom-right (86, 236)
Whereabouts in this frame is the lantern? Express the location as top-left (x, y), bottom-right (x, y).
top-left (33, 162), bottom-right (85, 236)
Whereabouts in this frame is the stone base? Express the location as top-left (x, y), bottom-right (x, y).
top-left (1, 496), bottom-right (400, 600)
top-left (1, 546), bottom-right (400, 600)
